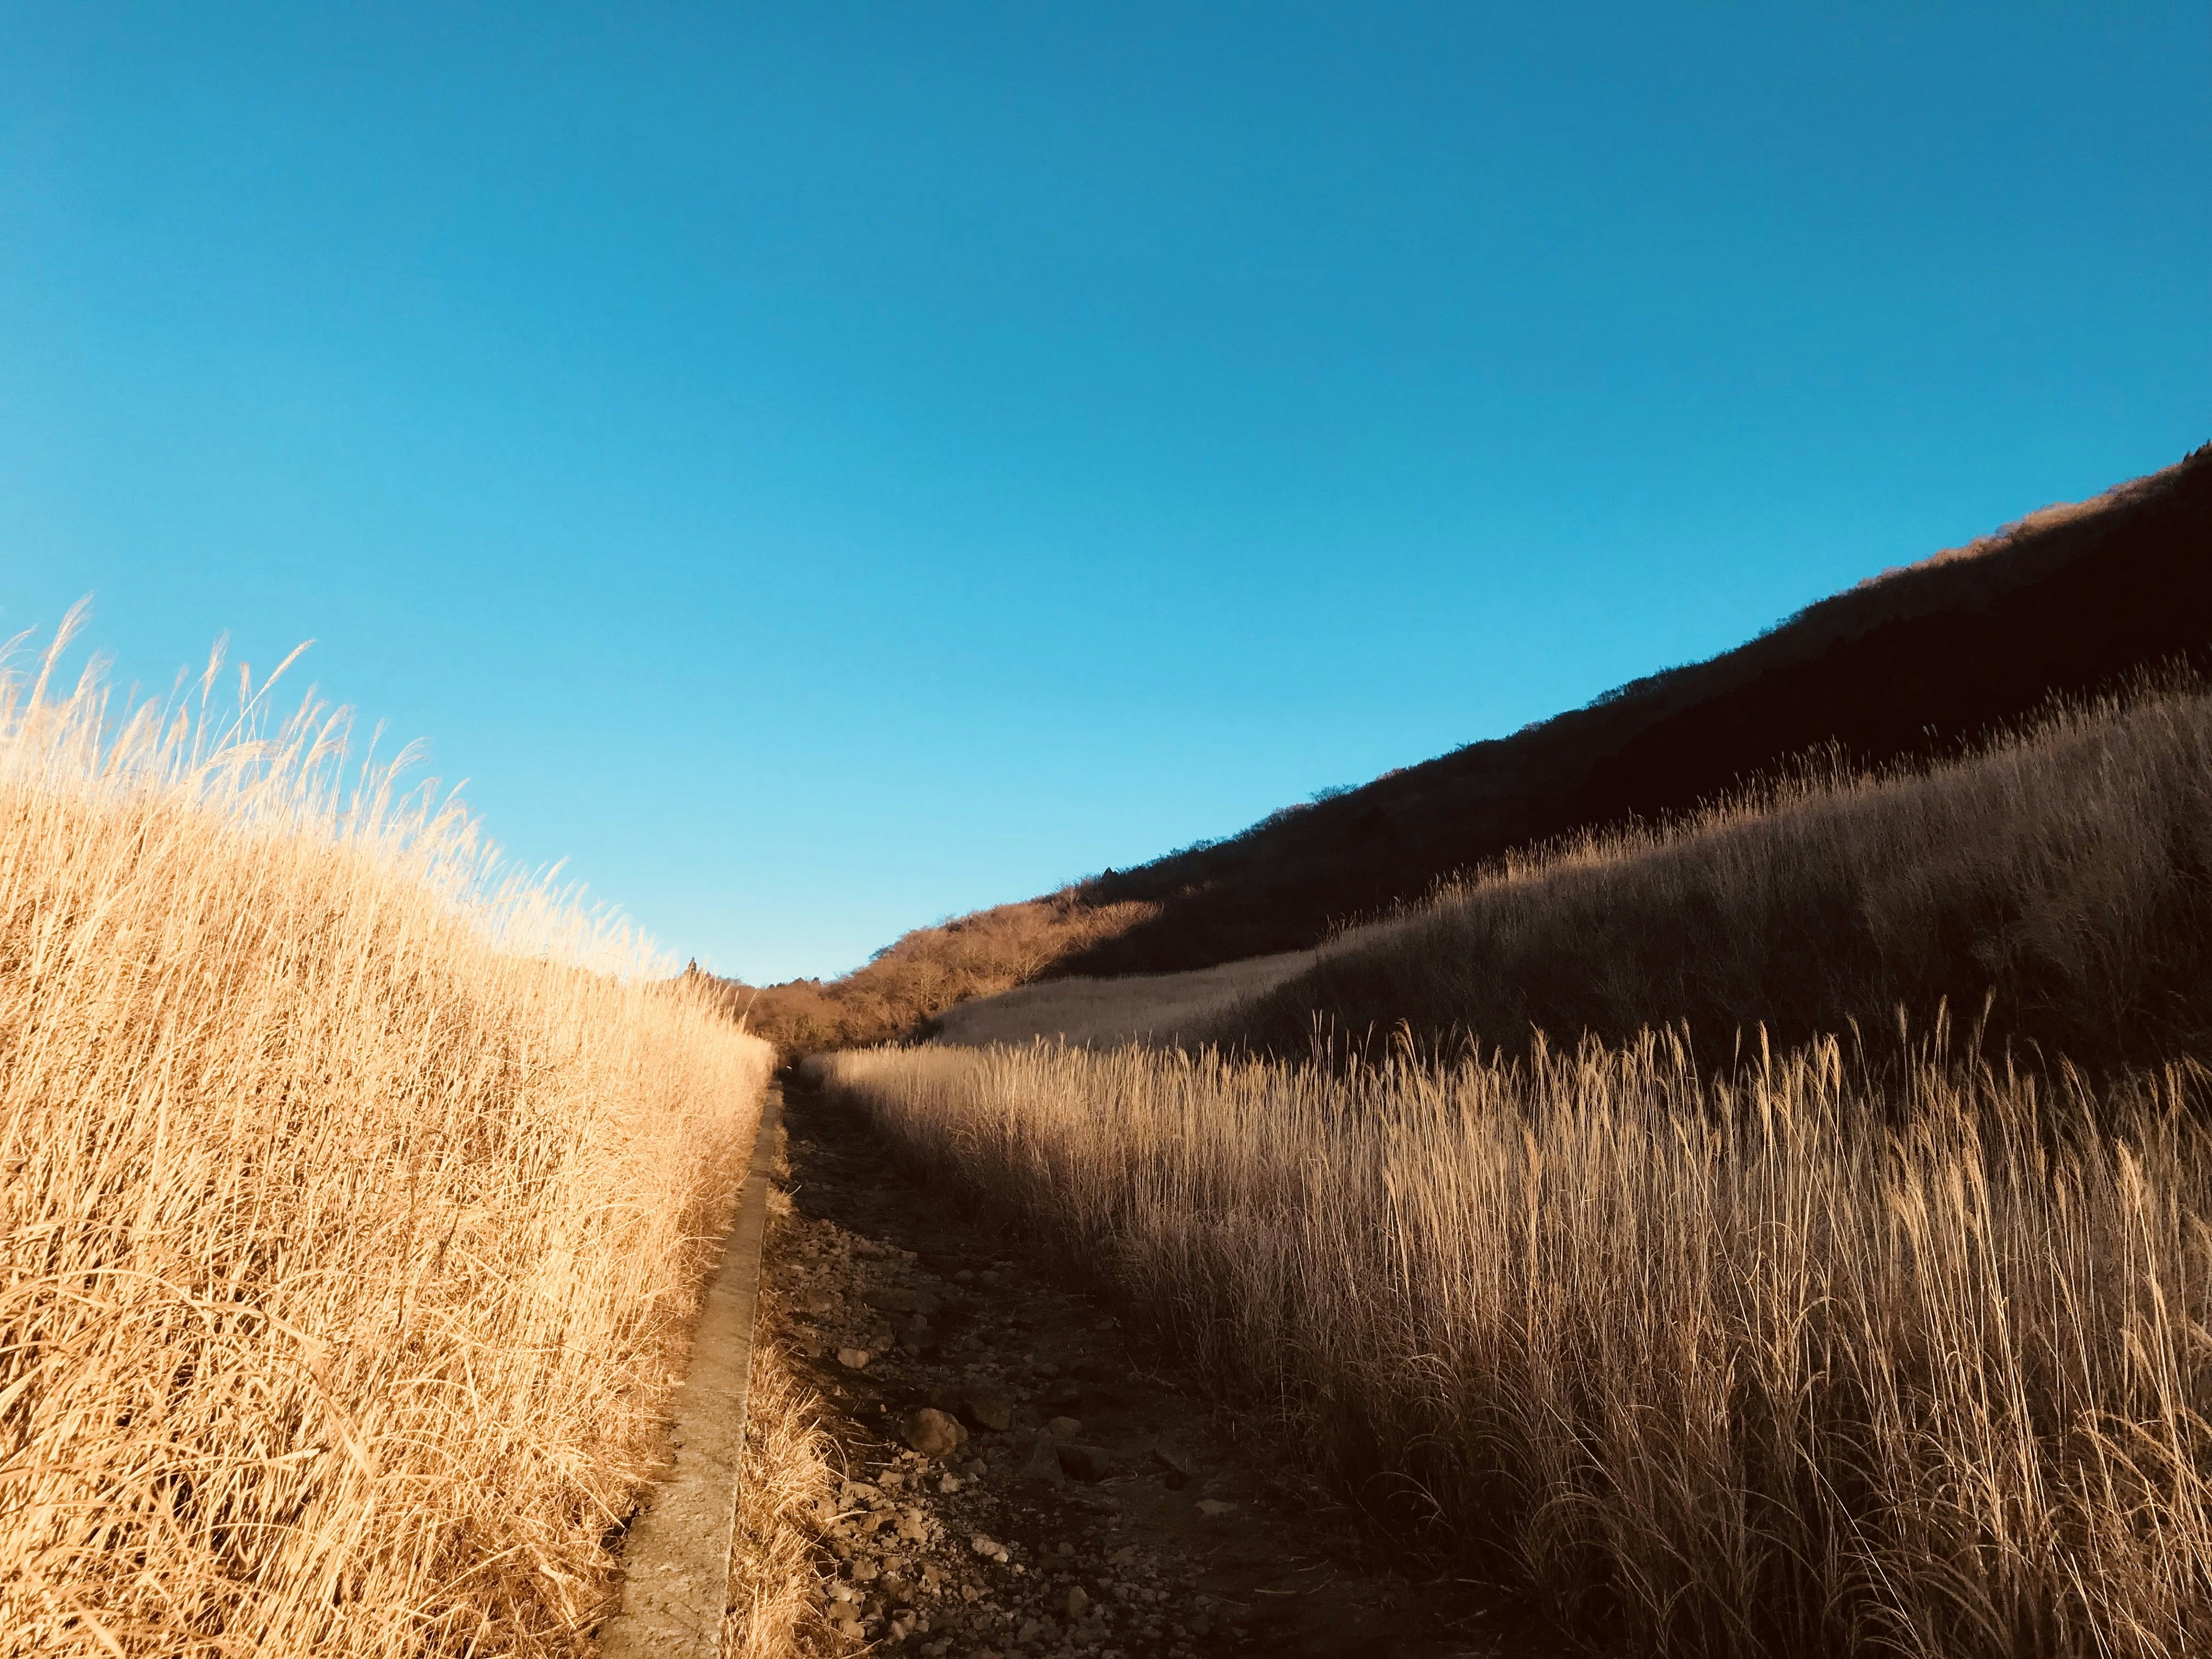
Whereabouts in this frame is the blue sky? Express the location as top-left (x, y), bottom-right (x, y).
top-left (3, 3), bottom-right (2206, 982)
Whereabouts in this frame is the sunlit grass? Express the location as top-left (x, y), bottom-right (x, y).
top-left (818, 682), bottom-right (2212, 1657)
top-left (0, 611), bottom-right (774, 1655)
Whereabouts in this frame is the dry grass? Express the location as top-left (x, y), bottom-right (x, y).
top-left (0, 617), bottom-right (775, 1655)
top-left (1234, 675), bottom-right (2212, 1070)
top-left (720, 890), bottom-right (1160, 1056)
top-left (720, 1218), bottom-right (834, 1659)
top-left (812, 686), bottom-right (2212, 1656)
top-left (814, 1034), bottom-right (2212, 1657)
top-left (924, 949), bottom-right (1316, 1050)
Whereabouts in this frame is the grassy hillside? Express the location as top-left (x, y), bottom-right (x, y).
top-left (0, 625), bottom-right (787, 1656)
top-left (1228, 673), bottom-right (2212, 1070)
top-left (810, 671), bottom-right (2212, 1656)
top-left (925, 947), bottom-right (1315, 1049)
top-left (716, 889), bottom-right (1156, 1053)
top-left (725, 444), bottom-right (2212, 1050)
top-left (1070, 441), bottom-right (2212, 975)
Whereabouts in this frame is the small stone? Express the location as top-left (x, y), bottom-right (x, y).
top-left (1056, 1443), bottom-right (1116, 1484)
top-left (1195, 1499), bottom-right (1237, 1518)
top-left (938, 1471), bottom-right (962, 1493)
top-left (902, 1407), bottom-right (968, 1458)
top-left (865, 1286), bottom-right (918, 1313)
top-left (1018, 1435), bottom-right (1066, 1487)
top-left (1066, 1586), bottom-right (1091, 1619)
top-left (1149, 1446), bottom-right (1195, 1489)
top-left (837, 1347), bottom-right (871, 1370)
top-left (1045, 1416), bottom-right (1083, 1438)
top-left (961, 1386), bottom-right (1015, 1432)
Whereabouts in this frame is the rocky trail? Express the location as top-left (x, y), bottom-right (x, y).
top-left (763, 1074), bottom-right (1578, 1659)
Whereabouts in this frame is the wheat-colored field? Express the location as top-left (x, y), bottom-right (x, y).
top-left (0, 619), bottom-right (780, 1656)
top-left (815, 683), bottom-right (2212, 1658)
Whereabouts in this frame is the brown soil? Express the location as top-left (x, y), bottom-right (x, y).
top-left (765, 1075), bottom-right (1582, 1659)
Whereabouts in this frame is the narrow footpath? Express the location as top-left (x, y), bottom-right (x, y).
top-left (763, 1073), bottom-right (1578, 1659)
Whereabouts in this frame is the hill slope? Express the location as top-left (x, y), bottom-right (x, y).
top-left (732, 443), bottom-right (2212, 1050)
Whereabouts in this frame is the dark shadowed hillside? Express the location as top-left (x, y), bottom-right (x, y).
top-left (727, 444), bottom-right (2211, 1049)
top-left (1065, 442), bottom-right (2212, 975)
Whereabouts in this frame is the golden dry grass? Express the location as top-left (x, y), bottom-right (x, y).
top-left (815, 1035), bottom-right (2212, 1657)
top-left (719, 1299), bottom-right (833, 1658)
top-left (0, 617), bottom-right (775, 1655)
top-left (923, 949), bottom-right (1317, 1050)
top-left (1234, 675), bottom-right (2212, 1070)
top-left (724, 889), bottom-right (1161, 1056)
top-left (813, 693), bottom-right (2212, 1657)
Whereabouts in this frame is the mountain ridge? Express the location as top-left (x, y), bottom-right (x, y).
top-left (725, 442), bottom-right (2212, 1051)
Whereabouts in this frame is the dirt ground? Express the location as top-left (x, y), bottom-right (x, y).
top-left (763, 1074), bottom-right (1580, 1659)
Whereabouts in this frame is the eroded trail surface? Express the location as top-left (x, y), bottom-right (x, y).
top-left (769, 1076), bottom-right (1574, 1659)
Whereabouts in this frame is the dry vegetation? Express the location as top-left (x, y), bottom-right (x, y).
top-left (814, 679), bottom-right (2212, 1657)
top-left (925, 949), bottom-right (1315, 1050)
top-left (816, 1037), bottom-right (2212, 1659)
top-left (0, 619), bottom-right (777, 1656)
top-left (1236, 675), bottom-right (2212, 1070)
top-left (721, 890), bottom-right (1157, 1055)
top-left (720, 1271), bottom-right (836, 1659)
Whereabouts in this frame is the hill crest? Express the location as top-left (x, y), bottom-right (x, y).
top-left (725, 442), bottom-right (2212, 1051)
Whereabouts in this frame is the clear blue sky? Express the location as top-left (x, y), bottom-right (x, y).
top-left (3, 4), bottom-right (2205, 982)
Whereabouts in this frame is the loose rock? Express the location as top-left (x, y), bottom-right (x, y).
top-left (1151, 1444), bottom-right (1196, 1488)
top-left (901, 1406), bottom-right (967, 1458)
top-left (1057, 1441), bottom-right (1116, 1483)
top-left (1017, 1432), bottom-right (1067, 1487)
top-left (961, 1384), bottom-right (1015, 1431)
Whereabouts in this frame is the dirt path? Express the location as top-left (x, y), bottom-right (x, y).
top-left (765, 1074), bottom-right (1577, 1659)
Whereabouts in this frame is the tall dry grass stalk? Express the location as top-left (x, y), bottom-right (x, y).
top-left (0, 617), bottom-right (773, 1655)
top-left (816, 1034), bottom-right (2212, 1657)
